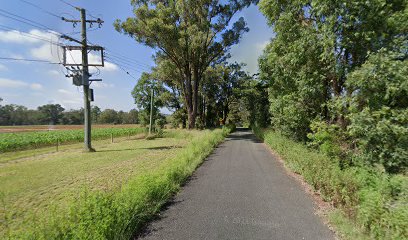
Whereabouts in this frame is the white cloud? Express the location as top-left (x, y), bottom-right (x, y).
top-left (0, 30), bottom-right (39, 44)
top-left (229, 39), bottom-right (273, 74)
top-left (0, 63), bottom-right (8, 71)
top-left (7, 54), bottom-right (31, 65)
top-left (1, 29), bottom-right (117, 74)
top-left (9, 54), bottom-right (25, 60)
top-left (256, 41), bottom-right (269, 52)
top-left (0, 78), bottom-right (43, 90)
top-left (102, 61), bottom-right (118, 72)
top-left (91, 82), bottom-right (115, 88)
top-left (57, 89), bottom-right (72, 94)
top-left (30, 42), bottom-right (62, 62)
top-left (30, 29), bottom-right (59, 42)
top-left (89, 54), bottom-right (118, 72)
top-left (0, 78), bottom-right (28, 88)
top-left (0, 93), bottom-right (20, 98)
top-left (227, 5), bottom-right (275, 74)
top-left (64, 50), bottom-right (118, 72)
top-left (1, 28), bottom-right (63, 63)
top-left (0, 29), bottom-right (58, 44)
top-left (62, 99), bottom-right (81, 104)
top-left (30, 92), bottom-right (44, 97)
top-left (47, 69), bottom-right (60, 76)
top-left (52, 89), bottom-right (83, 109)
top-left (30, 83), bottom-right (43, 90)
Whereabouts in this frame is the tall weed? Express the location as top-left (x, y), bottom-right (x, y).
top-left (254, 127), bottom-right (407, 239)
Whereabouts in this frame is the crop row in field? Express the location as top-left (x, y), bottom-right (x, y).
top-left (0, 127), bottom-right (146, 152)
top-left (0, 124), bottom-right (140, 133)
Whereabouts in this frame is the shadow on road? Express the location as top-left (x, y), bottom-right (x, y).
top-left (227, 128), bottom-right (263, 143)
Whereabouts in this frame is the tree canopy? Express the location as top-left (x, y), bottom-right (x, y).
top-left (259, 0), bottom-right (407, 173)
top-left (115, 0), bottom-right (258, 128)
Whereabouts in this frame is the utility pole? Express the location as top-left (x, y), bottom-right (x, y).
top-left (149, 81), bottom-right (154, 135)
top-left (80, 9), bottom-right (93, 152)
top-left (61, 8), bottom-right (104, 152)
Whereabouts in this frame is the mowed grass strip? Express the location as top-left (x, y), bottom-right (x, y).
top-left (3, 128), bottom-right (230, 239)
top-left (0, 129), bottom-right (204, 237)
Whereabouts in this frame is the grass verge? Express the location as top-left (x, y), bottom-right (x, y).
top-left (253, 127), bottom-right (407, 240)
top-left (3, 127), bottom-right (231, 239)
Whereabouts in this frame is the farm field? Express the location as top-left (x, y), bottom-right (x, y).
top-left (0, 129), bottom-right (205, 237)
top-left (0, 125), bottom-right (145, 153)
top-left (0, 124), bottom-right (140, 133)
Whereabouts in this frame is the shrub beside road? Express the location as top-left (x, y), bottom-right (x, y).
top-left (254, 128), bottom-right (407, 239)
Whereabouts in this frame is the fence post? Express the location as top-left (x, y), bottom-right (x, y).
top-left (56, 138), bottom-right (59, 152)
top-left (111, 133), bottom-right (113, 143)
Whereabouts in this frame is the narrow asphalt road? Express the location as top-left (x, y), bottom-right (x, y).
top-left (138, 129), bottom-right (334, 240)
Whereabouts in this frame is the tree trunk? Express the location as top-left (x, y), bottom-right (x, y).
top-left (186, 92), bottom-right (196, 129)
top-left (183, 66), bottom-right (196, 129)
top-left (191, 68), bottom-right (199, 129)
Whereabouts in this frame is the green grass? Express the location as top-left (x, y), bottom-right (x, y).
top-left (328, 209), bottom-right (369, 240)
top-left (1, 127), bottom-right (231, 239)
top-left (0, 127), bottom-right (146, 153)
top-left (254, 128), bottom-right (408, 239)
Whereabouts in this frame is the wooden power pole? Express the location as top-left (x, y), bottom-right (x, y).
top-left (149, 82), bottom-right (154, 135)
top-left (61, 8), bottom-right (104, 152)
top-left (80, 8), bottom-right (92, 152)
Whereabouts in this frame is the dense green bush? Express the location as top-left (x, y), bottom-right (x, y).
top-left (255, 128), bottom-right (408, 239)
top-left (155, 118), bottom-right (166, 130)
top-left (307, 121), bottom-right (345, 159)
top-left (223, 123), bottom-right (236, 133)
top-left (345, 50), bottom-right (408, 174)
top-left (259, 0), bottom-right (408, 173)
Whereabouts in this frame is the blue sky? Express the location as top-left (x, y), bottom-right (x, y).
top-left (0, 0), bottom-right (273, 112)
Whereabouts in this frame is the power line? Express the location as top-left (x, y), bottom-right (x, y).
top-left (0, 24), bottom-right (62, 46)
top-left (0, 57), bottom-right (60, 64)
top-left (67, 49), bottom-right (78, 65)
top-left (117, 64), bottom-right (138, 80)
top-left (0, 12), bottom-right (51, 33)
top-left (106, 58), bottom-right (141, 80)
top-left (17, 0), bottom-right (61, 19)
top-left (105, 57), bottom-right (146, 74)
top-left (61, 12), bottom-right (76, 19)
top-left (16, 1), bottom-right (93, 43)
top-left (85, 39), bottom-right (152, 72)
top-left (0, 5), bottom-right (146, 81)
top-left (0, 8), bottom-right (60, 35)
top-left (58, 0), bottom-right (78, 9)
top-left (87, 12), bottom-right (101, 20)
top-left (66, 26), bottom-right (101, 35)
top-left (105, 49), bottom-right (151, 68)
top-left (86, 38), bottom-right (151, 68)
top-left (105, 53), bottom-right (151, 70)
top-left (105, 54), bottom-right (151, 71)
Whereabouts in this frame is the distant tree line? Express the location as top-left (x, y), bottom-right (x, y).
top-left (131, 60), bottom-right (269, 129)
top-left (0, 98), bottom-right (139, 126)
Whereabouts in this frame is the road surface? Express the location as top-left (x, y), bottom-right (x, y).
top-left (138, 129), bottom-right (334, 240)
